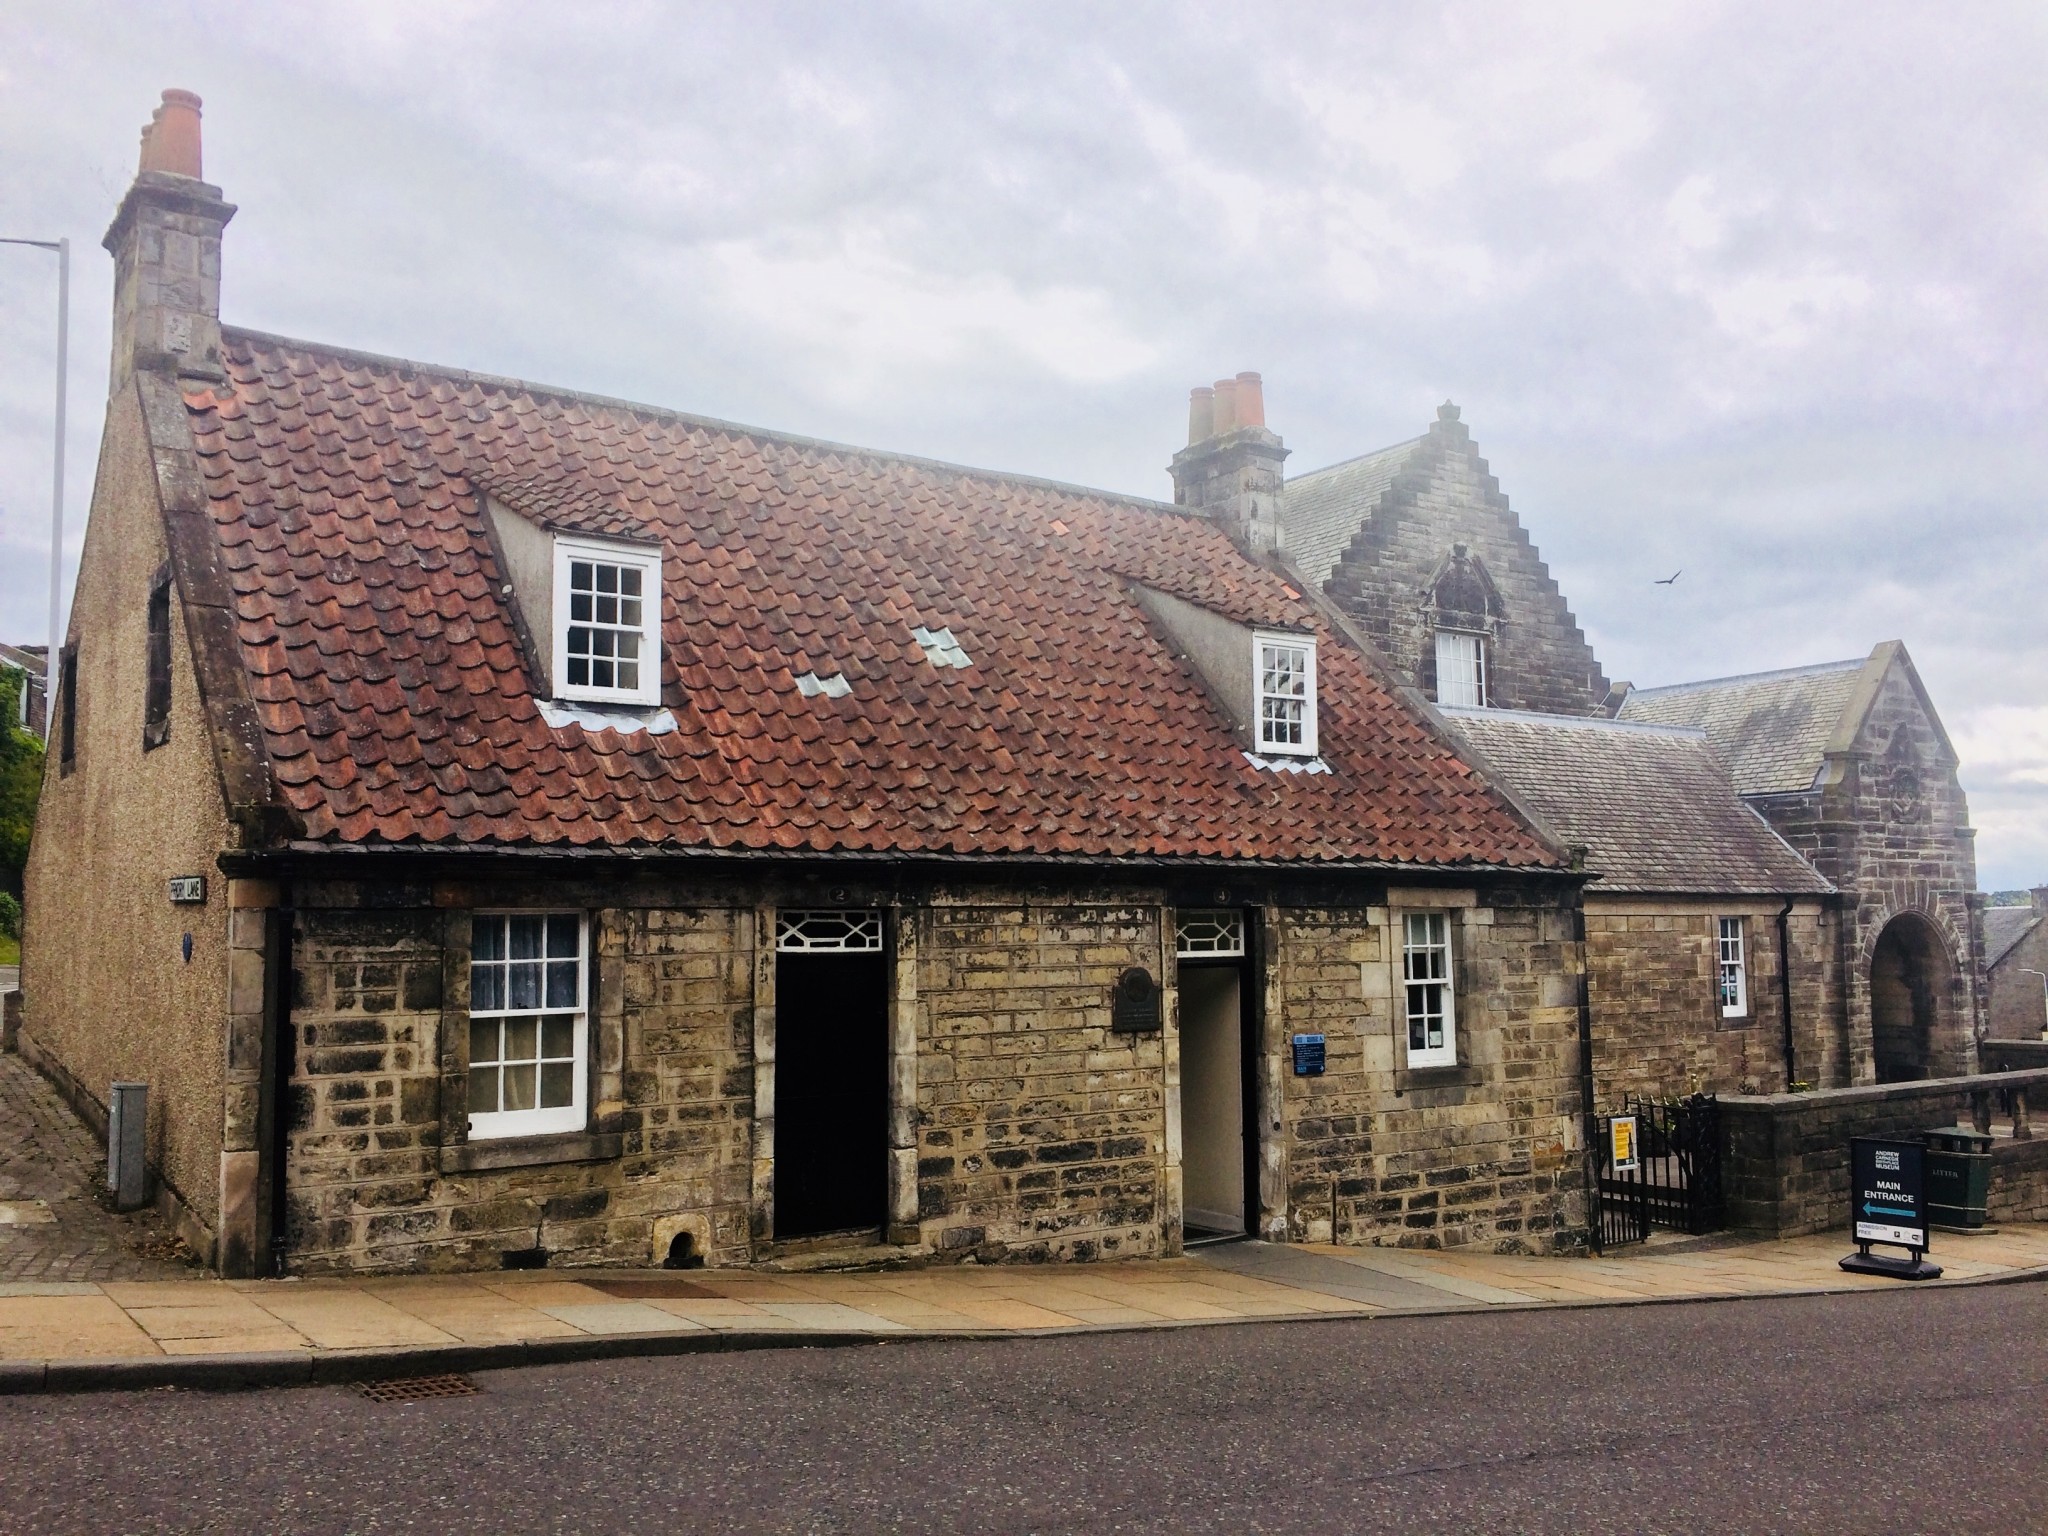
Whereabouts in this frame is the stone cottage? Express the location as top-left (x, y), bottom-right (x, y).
top-left (1175, 389), bottom-right (1988, 1094)
top-left (19, 93), bottom-right (1595, 1278)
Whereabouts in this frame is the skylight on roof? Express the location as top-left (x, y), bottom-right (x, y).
top-left (911, 625), bottom-right (972, 669)
top-left (795, 671), bottom-right (852, 699)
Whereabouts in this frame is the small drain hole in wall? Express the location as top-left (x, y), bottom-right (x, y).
top-left (663, 1232), bottom-right (705, 1270)
top-left (501, 1247), bottom-right (549, 1270)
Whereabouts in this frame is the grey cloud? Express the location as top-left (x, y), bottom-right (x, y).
top-left (2, 0), bottom-right (2043, 881)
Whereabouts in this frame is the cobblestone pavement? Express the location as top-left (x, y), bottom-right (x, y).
top-left (0, 1050), bottom-right (201, 1283)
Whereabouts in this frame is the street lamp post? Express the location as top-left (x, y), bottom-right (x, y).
top-left (0, 235), bottom-right (68, 740)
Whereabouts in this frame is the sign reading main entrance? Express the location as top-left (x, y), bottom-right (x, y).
top-left (1839, 1136), bottom-right (1942, 1281)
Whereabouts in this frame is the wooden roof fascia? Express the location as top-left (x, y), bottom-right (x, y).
top-left (136, 370), bottom-right (300, 846)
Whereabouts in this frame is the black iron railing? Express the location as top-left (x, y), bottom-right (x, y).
top-left (1593, 1093), bottom-right (1724, 1248)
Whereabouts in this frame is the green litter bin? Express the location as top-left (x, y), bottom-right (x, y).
top-left (1924, 1127), bottom-right (1993, 1229)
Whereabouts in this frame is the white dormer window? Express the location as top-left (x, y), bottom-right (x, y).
top-left (1254, 632), bottom-right (1317, 757)
top-left (553, 535), bottom-right (661, 707)
top-left (1435, 629), bottom-right (1486, 708)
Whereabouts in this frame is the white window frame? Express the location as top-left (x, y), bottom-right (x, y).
top-left (775, 910), bottom-right (886, 953)
top-left (1402, 910), bottom-right (1458, 1068)
top-left (1175, 911), bottom-right (1246, 958)
top-left (1253, 631), bottom-right (1317, 757)
top-left (1718, 917), bottom-right (1748, 1018)
top-left (1435, 629), bottom-right (1486, 709)
top-left (466, 912), bottom-right (589, 1140)
top-left (552, 534), bottom-right (661, 707)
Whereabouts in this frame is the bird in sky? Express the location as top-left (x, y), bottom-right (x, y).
top-left (1654, 570), bottom-right (1682, 585)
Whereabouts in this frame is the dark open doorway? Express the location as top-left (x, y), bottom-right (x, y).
top-left (1871, 914), bottom-right (1950, 1083)
top-left (774, 923), bottom-right (888, 1240)
top-left (1178, 945), bottom-right (1257, 1242)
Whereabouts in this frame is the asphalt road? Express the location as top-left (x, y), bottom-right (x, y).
top-left (3, 1282), bottom-right (2044, 1534)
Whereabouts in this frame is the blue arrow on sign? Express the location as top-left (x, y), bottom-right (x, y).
top-left (1863, 1202), bottom-right (1916, 1218)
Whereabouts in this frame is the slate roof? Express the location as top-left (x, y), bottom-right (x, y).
top-left (1438, 707), bottom-right (1832, 895)
top-left (1280, 438), bottom-right (1426, 589)
top-left (1987, 906), bottom-right (2042, 970)
top-left (176, 328), bottom-right (1563, 868)
top-left (1617, 660), bottom-right (1868, 796)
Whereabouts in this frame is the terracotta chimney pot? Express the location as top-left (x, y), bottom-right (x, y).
top-left (1211, 378), bottom-right (1239, 435)
top-left (1235, 371), bottom-right (1265, 428)
top-left (1187, 386), bottom-right (1215, 445)
top-left (139, 89), bottom-right (203, 180)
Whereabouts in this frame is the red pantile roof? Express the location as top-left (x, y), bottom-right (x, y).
top-left (180, 328), bottom-right (1561, 868)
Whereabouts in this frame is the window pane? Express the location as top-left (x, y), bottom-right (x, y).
top-left (503, 1063), bottom-right (537, 1112)
top-left (469, 1018), bottom-right (501, 1065)
top-left (507, 962), bottom-right (539, 1009)
top-left (547, 914), bottom-right (580, 957)
top-left (504, 1015), bottom-right (538, 1061)
top-left (620, 598), bottom-right (642, 627)
top-left (540, 1062), bottom-right (574, 1108)
top-left (541, 1015), bottom-right (575, 1059)
top-left (618, 632), bottom-right (639, 660)
top-left (568, 657), bottom-right (590, 686)
top-left (467, 1065), bottom-right (500, 1114)
top-left (596, 594), bottom-right (618, 625)
top-left (509, 917), bottom-right (545, 959)
top-left (616, 662), bottom-right (638, 690)
top-left (545, 960), bottom-right (579, 1009)
top-left (570, 592), bottom-right (592, 622)
top-left (473, 918), bottom-right (504, 962)
top-left (471, 964), bottom-right (503, 1012)
top-left (621, 568), bottom-right (642, 596)
top-left (571, 561), bottom-right (593, 591)
top-left (597, 564), bottom-right (618, 593)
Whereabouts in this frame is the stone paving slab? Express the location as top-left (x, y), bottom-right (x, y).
top-left (0, 1222), bottom-right (2041, 1392)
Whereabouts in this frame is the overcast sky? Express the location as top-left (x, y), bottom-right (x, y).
top-left (3, 2), bottom-right (2044, 887)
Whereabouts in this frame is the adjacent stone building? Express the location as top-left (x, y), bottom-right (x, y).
top-left (1985, 891), bottom-right (2048, 1040)
top-left (19, 93), bottom-right (1595, 1277)
top-left (1199, 390), bottom-right (1990, 1098)
top-left (1438, 707), bottom-right (1839, 1101)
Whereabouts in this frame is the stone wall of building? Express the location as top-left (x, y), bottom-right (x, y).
top-left (912, 896), bottom-right (1168, 1263)
top-left (1750, 660), bottom-right (1983, 1083)
top-left (267, 871), bottom-right (1593, 1273)
top-left (1585, 897), bottom-right (1843, 1102)
top-left (1320, 409), bottom-right (1609, 716)
top-left (1270, 888), bottom-right (1587, 1254)
top-left (1988, 894), bottom-right (2048, 1040)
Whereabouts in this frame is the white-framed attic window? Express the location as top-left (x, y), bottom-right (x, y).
top-left (1254, 631), bottom-right (1317, 757)
top-left (553, 534), bottom-right (661, 707)
top-left (1435, 629), bottom-right (1486, 709)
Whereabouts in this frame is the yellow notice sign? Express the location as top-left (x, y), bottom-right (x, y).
top-left (1610, 1115), bottom-right (1640, 1172)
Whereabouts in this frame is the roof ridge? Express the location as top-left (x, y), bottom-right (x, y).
top-left (1626, 657), bottom-right (1867, 697)
top-left (219, 325), bottom-right (1189, 516)
top-left (1286, 434), bottom-right (1428, 484)
top-left (1439, 704), bottom-right (1709, 740)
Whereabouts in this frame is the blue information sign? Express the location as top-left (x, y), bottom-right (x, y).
top-left (1291, 1034), bottom-right (1326, 1076)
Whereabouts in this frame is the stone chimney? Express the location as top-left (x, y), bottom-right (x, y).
top-left (1169, 370), bottom-right (1288, 557)
top-left (102, 90), bottom-right (235, 393)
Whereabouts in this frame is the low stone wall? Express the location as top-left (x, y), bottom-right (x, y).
top-left (1983, 1039), bottom-right (2048, 1073)
top-left (1719, 1069), bottom-right (2048, 1237)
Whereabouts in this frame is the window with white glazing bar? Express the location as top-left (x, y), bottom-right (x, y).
top-left (1403, 911), bottom-right (1458, 1068)
top-left (468, 913), bottom-right (588, 1138)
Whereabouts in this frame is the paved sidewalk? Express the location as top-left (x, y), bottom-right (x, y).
top-left (0, 1051), bottom-right (198, 1283)
top-left (2, 1222), bottom-right (2044, 1391)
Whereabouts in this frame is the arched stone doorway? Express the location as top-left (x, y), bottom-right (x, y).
top-left (1869, 914), bottom-right (1951, 1083)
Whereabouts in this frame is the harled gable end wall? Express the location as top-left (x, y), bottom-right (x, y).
top-left (273, 875), bottom-right (1589, 1273)
top-left (1585, 897), bottom-right (1844, 1103)
top-left (20, 386), bottom-right (235, 1254)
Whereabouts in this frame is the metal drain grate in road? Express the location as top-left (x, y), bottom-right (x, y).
top-left (358, 1373), bottom-right (480, 1403)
